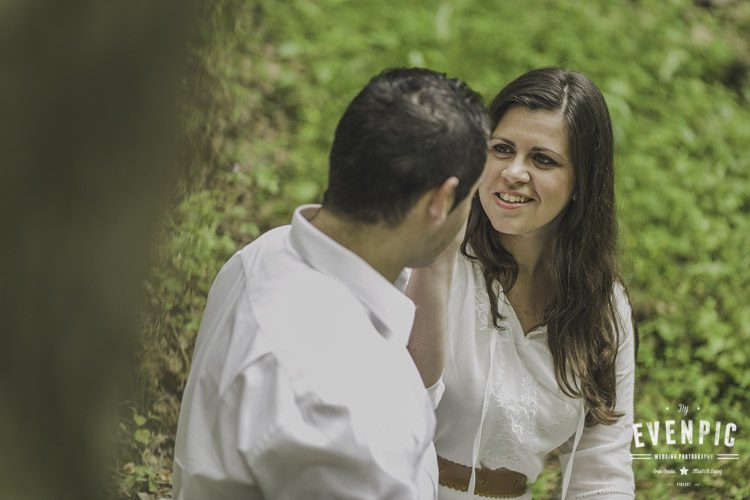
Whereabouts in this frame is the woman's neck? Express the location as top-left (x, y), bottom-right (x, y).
top-left (499, 232), bottom-right (553, 283)
top-left (500, 233), bottom-right (556, 334)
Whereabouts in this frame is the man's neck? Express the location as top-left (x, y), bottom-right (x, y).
top-left (309, 207), bottom-right (406, 283)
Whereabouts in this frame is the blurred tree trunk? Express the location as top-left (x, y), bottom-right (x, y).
top-left (0, 1), bottom-right (191, 498)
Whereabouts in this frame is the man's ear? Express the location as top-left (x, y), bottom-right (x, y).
top-left (427, 176), bottom-right (459, 224)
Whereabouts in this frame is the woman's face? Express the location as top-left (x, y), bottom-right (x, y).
top-left (478, 106), bottom-right (575, 241)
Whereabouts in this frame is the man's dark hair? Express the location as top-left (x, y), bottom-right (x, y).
top-left (323, 67), bottom-right (490, 226)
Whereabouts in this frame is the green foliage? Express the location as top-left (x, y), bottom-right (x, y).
top-left (114, 409), bottom-right (172, 498)
top-left (121, 0), bottom-right (750, 497)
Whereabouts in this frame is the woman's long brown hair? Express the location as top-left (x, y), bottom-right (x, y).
top-left (462, 67), bottom-right (633, 426)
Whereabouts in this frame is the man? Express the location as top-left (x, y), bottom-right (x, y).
top-left (173, 67), bottom-right (489, 499)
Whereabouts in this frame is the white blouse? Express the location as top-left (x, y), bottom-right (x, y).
top-left (431, 254), bottom-right (635, 499)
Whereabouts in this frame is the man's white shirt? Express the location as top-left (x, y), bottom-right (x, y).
top-left (173, 205), bottom-right (438, 499)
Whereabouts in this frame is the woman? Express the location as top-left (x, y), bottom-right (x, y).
top-left (407, 67), bottom-right (636, 499)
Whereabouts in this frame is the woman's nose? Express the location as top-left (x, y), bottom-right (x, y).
top-left (501, 157), bottom-right (530, 184)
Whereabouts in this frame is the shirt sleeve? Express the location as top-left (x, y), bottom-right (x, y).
top-left (426, 375), bottom-right (446, 408)
top-left (240, 361), bottom-right (435, 500)
top-left (234, 294), bottom-right (438, 500)
top-left (558, 284), bottom-right (636, 499)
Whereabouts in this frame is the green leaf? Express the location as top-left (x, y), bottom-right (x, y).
top-left (134, 429), bottom-right (152, 445)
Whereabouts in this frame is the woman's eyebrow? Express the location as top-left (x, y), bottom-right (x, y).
top-left (531, 145), bottom-right (563, 155)
top-left (491, 136), bottom-right (515, 146)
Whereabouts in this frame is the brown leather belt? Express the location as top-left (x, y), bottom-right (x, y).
top-left (437, 456), bottom-right (528, 498)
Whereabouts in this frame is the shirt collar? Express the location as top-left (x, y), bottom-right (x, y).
top-left (288, 204), bottom-right (415, 346)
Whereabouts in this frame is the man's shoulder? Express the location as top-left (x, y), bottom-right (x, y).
top-left (227, 223), bottom-right (384, 377)
top-left (238, 225), bottom-right (291, 264)
top-left (236, 225), bottom-right (321, 288)
top-left (238, 226), bottom-right (372, 339)
top-left (251, 269), bottom-right (370, 338)
top-left (248, 265), bottom-right (385, 404)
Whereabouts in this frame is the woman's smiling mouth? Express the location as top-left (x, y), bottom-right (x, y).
top-left (496, 192), bottom-right (533, 205)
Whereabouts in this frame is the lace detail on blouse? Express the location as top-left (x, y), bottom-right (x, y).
top-left (473, 269), bottom-right (494, 332)
top-left (472, 268), bottom-right (579, 474)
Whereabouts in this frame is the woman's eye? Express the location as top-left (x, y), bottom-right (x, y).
top-left (491, 143), bottom-right (513, 155)
top-left (533, 153), bottom-right (557, 166)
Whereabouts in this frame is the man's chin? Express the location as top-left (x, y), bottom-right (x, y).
top-left (406, 251), bottom-right (443, 269)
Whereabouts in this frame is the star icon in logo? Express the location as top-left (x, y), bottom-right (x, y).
top-left (680, 466), bottom-right (689, 476)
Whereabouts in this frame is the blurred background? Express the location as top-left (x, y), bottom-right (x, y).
top-left (2, 0), bottom-right (748, 498)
